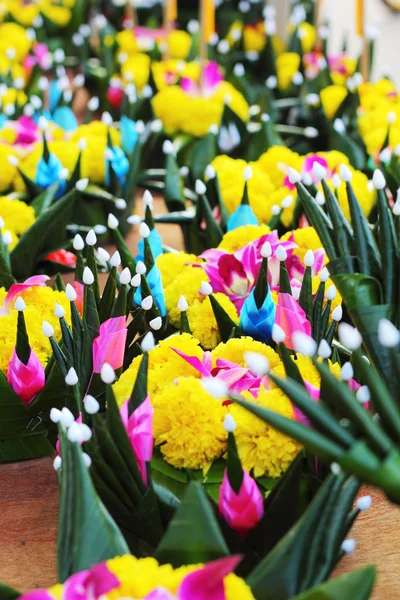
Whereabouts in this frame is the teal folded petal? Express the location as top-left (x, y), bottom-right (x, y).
top-left (52, 106), bottom-right (78, 132)
top-left (105, 147), bottom-right (129, 188)
top-left (134, 263), bottom-right (166, 317)
top-left (227, 204), bottom-right (259, 231)
top-left (137, 228), bottom-right (163, 263)
top-left (35, 154), bottom-right (65, 197)
top-left (121, 116), bottom-right (139, 154)
top-left (49, 80), bottom-right (62, 113)
top-left (239, 288), bottom-right (275, 343)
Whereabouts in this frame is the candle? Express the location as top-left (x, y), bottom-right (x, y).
top-left (356, 0), bottom-right (364, 37)
top-left (201, 0), bottom-right (215, 46)
top-left (166, 0), bottom-right (177, 24)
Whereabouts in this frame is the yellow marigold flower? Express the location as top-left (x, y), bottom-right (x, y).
top-left (187, 292), bottom-right (239, 350)
top-left (0, 196), bottom-right (35, 246)
top-left (243, 24), bottom-right (265, 53)
top-left (0, 145), bottom-right (18, 192)
top-left (212, 336), bottom-right (281, 370)
top-left (229, 387), bottom-right (301, 478)
top-left (116, 29), bottom-right (138, 55)
top-left (0, 22), bottom-right (31, 61)
top-left (152, 82), bottom-right (249, 137)
top-left (106, 555), bottom-right (255, 600)
top-left (122, 53), bottom-right (151, 91)
top-left (281, 226), bottom-right (323, 264)
top-left (0, 286), bottom-right (70, 373)
top-left (320, 85), bottom-right (348, 119)
top-left (311, 276), bottom-right (342, 313)
top-left (113, 333), bottom-right (204, 406)
top-left (168, 29), bottom-right (192, 60)
top-left (273, 355), bottom-right (341, 388)
top-left (41, 5), bottom-right (71, 26)
top-left (226, 20), bottom-right (243, 45)
top-left (164, 265), bottom-right (209, 326)
top-left (257, 146), bottom-right (302, 187)
top-left (297, 22), bottom-right (317, 53)
top-left (218, 224), bottom-right (271, 252)
top-left (0, 126), bottom-right (17, 145)
top-left (8, 2), bottom-right (39, 26)
top-left (152, 60), bottom-right (201, 91)
top-left (211, 155), bottom-right (275, 222)
top-left (156, 251), bottom-right (200, 288)
top-left (153, 376), bottom-right (228, 470)
top-left (277, 52), bottom-right (301, 90)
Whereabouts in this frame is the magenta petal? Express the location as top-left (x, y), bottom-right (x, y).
top-left (202, 61), bottom-right (224, 90)
top-left (7, 349), bottom-right (45, 406)
top-left (180, 77), bottom-right (199, 96)
top-left (92, 317), bottom-right (127, 373)
top-left (64, 563), bottom-right (120, 600)
top-left (124, 395), bottom-right (154, 486)
top-left (179, 556), bottom-right (242, 600)
top-left (3, 275), bottom-right (49, 311)
top-left (19, 592), bottom-right (55, 600)
top-left (275, 293), bottom-right (311, 350)
top-left (218, 470), bottom-right (264, 538)
top-left (171, 347), bottom-right (211, 377)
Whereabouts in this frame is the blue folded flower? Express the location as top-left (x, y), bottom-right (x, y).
top-left (35, 153), bottom-right (66, 197)
top-left (239, 288), bottom-right (275, 343)
top-left (53, 106), bottom-right (78, 132)
top-left (105, 147), bottom-right (129, 188)
top-left (227, 204), bottom-right (259, 232)
top-left (49, 80), bottom-right (62, 113)
top-left (134, 263), bottom-right (166, 317)
top-left (137, 228), bottom-right (163, 263)
top-left (121, 116), bottom-right (139, 155)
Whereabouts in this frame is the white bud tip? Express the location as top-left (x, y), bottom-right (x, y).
top-left (131, 273), bottom-right (141, 287)
top-left (66, 283), bottom-right (77, 302)
top-left (292, 332), bottom-right (317, 357)
top-left (202, 376), bottom-right (228, 399)
top-left (136, 261), bottom-right (147, 275)
top-left (372, 169), bottom-right (386, 190)
top-left (312, 162), bottom-right (327, 181)
top-left (141, 331), bottom-right (155, 352)
top-left (356, 385), bottom-right (371, 404)
top-left (53, 456), bottom-right (62, 471)
top-left (14, 297), bottom-right (26, 311)
top-left (84, 394), bottom-right (100, 415)
top-left (2, 231), bottom-right (12, 246)
top-left (340, 362), bottom-right (354, 381)
top-left (288, 167), bottom-right (301, 184)
top-left (7, 155), bottom-right (19, 167)
top-left (42, 321), bottom-right (55, 338)
top-left (281, 195), bottom-right (293, 209)
top-left (101, 112), bottom-right (113, 126)
top-left (332, 305), bottom-right (343, 322)
top-left (178, 295), bottom-right (189, 311)
top-left (65, 368), bottom-right (79, 386)
top-left (205, 165), bottom-right (216, 179)
top-left (339, 164), bottom-right (353, 182)
top-left (377, 318), bottom-right (400, 348)
top-left (243, 165), bottom-right (253, 181)
top-left (59, 407), bottom-right (75, 428)
top-left (261, 241), bottom-right (272, 258)
top-left (244, 352), bottom-right (270, 377)
top-left (67, 421), bottom-right (84, 443)
top-left (331, 462), bottom-right (342, 475)
top-left (107, 213), bottom-right (119, 230)
top-left (127, 214), bottom-right (142, 226)
top-left (82, 452), bottom-right (92, 468)
top-left (356, 495), bottom-right (372, 511)
top-left (141, 295), bottom-right (153, 311)
top-left (83, 267), bottom-right (95, 285)
top-left (275, 245), bottom-right (287, 261)
top-left (318, 339), bottom-right (332, 359)
top-left (326, 285), bottom-right (337, 301)
top-left (195, 180), bottom-right (207, 195)
top-left (149, 316), bottom-right (163, 331)
top-left (100, 363), bottom-right (116, 384)
top-left (139, 222), bottom-right (150, 238)
top-left (55, 302), bottom-right (65, 319)
top-left (341, 539), bottom-right (356, 554)
top-left (338, 323), bottom-right (362, 351)
top-left (199, 281), bottom-right (213, 296)
top-left (304, 250), bottom-right (315, 267)
top-left (73, 234), bottom-right (85, 251)
top-left (272, 323), bottom-right (286, 344)
top-left (97, 247), bottom-right (110, 262)
top-left (110, 251), bottom-right (121, 267)
top-left (142, 189), bottom-right (154, 207)
top-left (120, 267), bottom-right (131, 285)
top-left (50, 408), bottom-right (62, 423)
top-left (80, 423), bottom-right (93, 442)
top-left (162, 140), bottom-right (174, 155)
top-left (319, 267), bottom-right (330, 282)
top-left (292, 286), bottom-right (301, 300)
top-left (224, 413), bottom-right (237, 432)
top-left (85, 230), bottom-right (97, 246)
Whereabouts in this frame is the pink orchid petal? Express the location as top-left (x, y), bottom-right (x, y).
top-left (293, 381), bottom-right (320, 426)
top-left (93, 317), bottom-right (127, 373)
top-left (171, 347), bottom-right (211, 377)
top-left (64, 563), bottom-right (119, 600)
top-left (19, 592), bottom-right (55, 600)
top-left (121, 395), bottom-right (153, 486)
top-left (179, 556), bottom-right (242, 600)
top-left (7, 348), bottom-right (45, 406)
top-left (219, 470), bottom-right (264, 538)
top-left (202, 61), bottom-right (224, 91)
top-left (3, 275), bottom-right (50, 312)
top-left (275, 292), bottom-right (311, 351)
top-left (180, 77), bottom-right (199, 96)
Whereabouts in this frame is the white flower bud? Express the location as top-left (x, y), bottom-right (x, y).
top-left (139, 222), bottom-right (150, 238)
top-left (15, 297), bottom-right (26, 312)
top-left (84, 395), bottom-right (100, 415)
top-left (199, 281), bottom-right (213, 296)
top-left (110, 251), bottom-right (121, 267)
top-left (245, 352), bottom-right (270, 376)
top-left (65, 367), bottom-right (79, 386)
top-left (356, 385), bottom-right (371, 404)
top-left (66, 283), bottom-right (77, 302)
top-left (318, 339), bottom-right (332, 359)
top-left (288, 167), bottom-right (301, 184)
top-left (332, 305), bottom-right (343, 322)
top-left (319, 267), bottom-right (330, 282)
top-left (272, 323), bottom-right (286, 344)
top-left (205, 165), bottom-right (216, 179)
top-left (85, 229), bottom-right (97, 246)
top-left (100, 363), bottom-right (116, 384)
top-left (107, 213), bottom-right (119, 230)
top-left (149, 316), bottom-right (162, 331)
top-left (372, 169), bottom-right (386, 190)
top-left (275, 245), bottom-right (287, 261)
top-left (377, 318), bottom-right (400, 348)
top-left (141, 295), bottom-right (153, 310)
top-left (341, 539), bottom-right (356, 554)
top-left (326, 285), bottom-right (337, 301)
top-left (83, 267), bottom-right (94, 285)
top-left (202, 377), bottom-right (228, 399)
top-left (131, 273), bottom-right (141, 287)
top-left (67, 421), bottom-right (84, 443)
top-left (292, 332), bottom-right (317, 356)
top-left (54, 303), bottom-right (65, 319)
top-left (73, 234), bottom-right (85, 251)
top-left (340, 362), bottom-right (354, 381)
top-left (338, 323), bottom-right (362, 350)
top-left (141, 331), bottom-right (155, 352)
top-left (120, 267), bottom-right (131, 285)
top-left (356, 495), bottom-right (372, 511)
top-left (195, 180), bottom-right (207, 195)
top-left (304, 250), bottom-right (315, 267)
top-left (53, 456), bottom-right (62, 470)
top-left (223, 413), bottom-right (237, 432)
top-left (243, 165), bottom-right (253, 181)
top-left (50, 408), bottom-right (62, 423)
top-left (340, 164), bottom-right (352, 182)
top-left (178, 295), bottom-right (189, 311)
top-left (312, 162), bottom-right (327, 181)
top-left (136, 261), bottom-right (146, 275)
top-left (42, 321), bottom-right (54, 338)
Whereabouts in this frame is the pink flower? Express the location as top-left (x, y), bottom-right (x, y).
top-left (200, 232), bottom-right (296, 311)
top-left (92, 317), bottom-right (128, 373)
top-left (275, 292), bottom-right (311, 351)
top-left (218, 469), bottom-right (264, 538)
top-left (0, 275), bottom-right (49, 315)
top-left (178, 556), bottom-right (242, 600)
top-left (72, 281), bottom-right (84, 315)
top-left (120, 395), bottom-right (154, 486)
top-left (45, 249), bottom-right (77, 267)
top-left (107, 86), bottom-right (125, 108)
top-left (180, 62), bottom-right (223, 98)
top-left (12, 116), bottom-right (39, 146)
top-left (7, 348), bottom-right (45, 406)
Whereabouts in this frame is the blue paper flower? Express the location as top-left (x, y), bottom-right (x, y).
top-left (137, 228), bottom-right (163, 263)
top-left (134, 263), bottom-right (166, 317)
top-left (239, 288), bottom-right (275, 343)
top-left (227, 204), bottom-right (259, 232)
top-left (121, 116), bottom-right (139, 155)
top-left (105, 147), bottom-right (129, 188)
top-left (49, 80), bottom-right (62, 113)
top-left (35, 153), bottom-right (66, 196)
top-left (52, 106), bottom-right (78, 132)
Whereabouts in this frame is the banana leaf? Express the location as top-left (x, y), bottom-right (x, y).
top-left (291, 566), bottom-right (376, 600)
